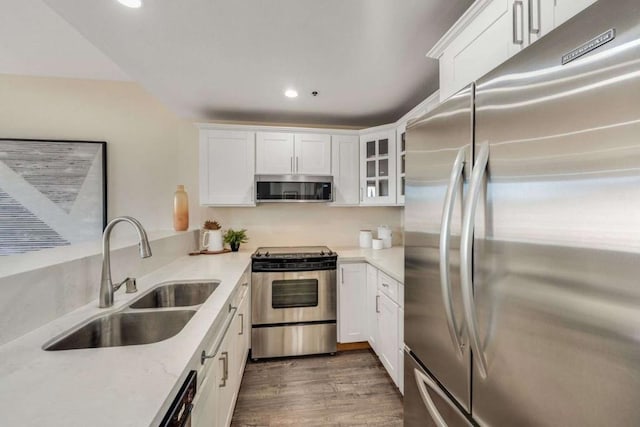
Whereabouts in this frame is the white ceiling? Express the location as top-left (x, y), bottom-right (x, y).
top-left (17, 0), bottom-right (472, 127)
top-left (0, 0), bottom-right (129, 81)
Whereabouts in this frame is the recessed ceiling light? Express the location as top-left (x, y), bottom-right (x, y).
top-left (284, 89), bottom-right (298, 98)
top-left (117, 0), bottom-right (143, 8)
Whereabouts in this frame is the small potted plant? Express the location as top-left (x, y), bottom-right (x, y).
top-left (223, 229), bottom-right (249, 252)
top-left (201, 220), bottom-right (223, 251)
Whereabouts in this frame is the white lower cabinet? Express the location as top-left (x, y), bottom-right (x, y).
top-left (377, 291), bottom-right (399, 386)
top-left (192, 273), bottom-right (250, 427)
top-left (366, 264), bottom-right (379, 351)
top-left (337, 260), bottom-right (403, 391)
top-left (338, 263), bottom-right (367, 343)
top-left (398, 306), bottom-right (404, 394)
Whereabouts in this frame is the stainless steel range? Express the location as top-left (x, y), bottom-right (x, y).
top-left (251, 246), bottom-right (337, 359)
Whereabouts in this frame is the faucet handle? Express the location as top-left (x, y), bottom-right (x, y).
top-left (125, 278), bottom-right (138, 294)
top-left (114, 277), bottom-right (138, 294)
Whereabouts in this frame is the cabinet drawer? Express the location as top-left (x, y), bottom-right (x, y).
top-left (377, 271), bottom-right (399, 304)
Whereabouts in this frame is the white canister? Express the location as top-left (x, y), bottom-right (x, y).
top-left (378, 226), bottom-right (392, 249)
top-left (359, 230), bottom-right (373, 248)
top-left (372, 238), bottom-right (384, 250)
top-left (201, 229), bottom-right (224, 251)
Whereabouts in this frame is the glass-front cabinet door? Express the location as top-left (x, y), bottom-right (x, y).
top-left (396, 123), bottom-right (406, 206)
top-left (360, 130), bottom-right (396, 205)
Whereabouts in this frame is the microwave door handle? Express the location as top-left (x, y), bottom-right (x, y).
top-left (460, 142), bottom-right (489, 378)
top-left (439, 146), bottom-right (466, 358)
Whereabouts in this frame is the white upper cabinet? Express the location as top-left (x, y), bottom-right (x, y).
top-left (431, 0), bottom-right (597, 101)
top-left (256, 132), bottom-right (331, 175)
top-left (199, 129), bottom-right (255, 206)
top-left (546, 0), bottom-right (597, 32)
top-left (331, 135), bottom-right (360, 206)
top-left (255, 132), bottom-right (295, 174)
top-left (396, 124), bottom-right (406, 206)
top-left (294, 133), bottom-right (331, 175)
top-left (360, 129), bottom-right (396, 206)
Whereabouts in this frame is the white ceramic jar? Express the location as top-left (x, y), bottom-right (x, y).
top-left (359, 230), bottom-right (373, 248)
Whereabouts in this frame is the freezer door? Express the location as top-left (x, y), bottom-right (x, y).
top-left (405, 86), bottom-right (473, 411)
top-left (404, 351), bottom-right (472, 427)
top-left (469, 0), bottom-right (640, 425)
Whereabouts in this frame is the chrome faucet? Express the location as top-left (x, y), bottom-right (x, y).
top-left (99, 216), bottom-right (152, 308)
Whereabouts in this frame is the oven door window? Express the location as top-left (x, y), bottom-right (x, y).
top-left (272, 279), bottom-right (319, 309)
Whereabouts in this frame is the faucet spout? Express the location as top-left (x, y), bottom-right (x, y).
top-left (99, 216), bottom-right (152, 308)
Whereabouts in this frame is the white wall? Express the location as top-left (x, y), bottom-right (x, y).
top-left (0, 74), bottom-right (204, 344)
top-left (0, 73), bottom-right (198, 232)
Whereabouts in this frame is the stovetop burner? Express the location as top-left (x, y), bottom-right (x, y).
top-left (251, 246), bottom-right (337, 272)
top-left (252, 246), bottom-right (335, 259)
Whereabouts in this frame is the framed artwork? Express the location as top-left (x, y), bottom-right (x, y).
top-left (0, 138), bottom-right (107, 256)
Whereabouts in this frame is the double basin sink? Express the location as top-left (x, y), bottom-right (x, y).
top-left (44, 281), bottom-right (219, 351)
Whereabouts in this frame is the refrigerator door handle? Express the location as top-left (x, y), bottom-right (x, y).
top-left (414, 368), bottom-right (450, 427)
top-left (460, 142), bottom-right (489, 379)
top-left (439, 146), bottom-right (466, 358)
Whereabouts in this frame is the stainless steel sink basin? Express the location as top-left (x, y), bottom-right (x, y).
top-left (43, 310), bottom-right (196, 351)
top-left (129, 281), bottom-right (219, 309)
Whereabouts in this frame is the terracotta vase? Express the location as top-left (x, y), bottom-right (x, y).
top-left (173, 185), bottom-right (189, 231)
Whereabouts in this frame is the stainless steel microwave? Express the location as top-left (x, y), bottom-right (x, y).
top-left (255, 175), bottom-right (333, 203)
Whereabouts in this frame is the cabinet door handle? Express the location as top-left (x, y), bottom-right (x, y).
top-left (239, 313), bottom-right (244, 335)
top-left (219, 351), bottom-right (229, 388)
top-left (382, 282), bottom-right (389, 288)
top-left (296, 156), bottom-right (299, 173)
top-left (291, 156), bottom-right (294, 173)
top-left (512, 0), bottom-right (524, 45)
top-left (376, 295), bottom-right (380, 313)
top-left (528, 0), bottom-right (541, 34)
top-left (360, 187), bottom-right (364, 202)
top-left (341, 267), bottom-right (344, 284)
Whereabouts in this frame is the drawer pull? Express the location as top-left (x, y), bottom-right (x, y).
top-left (219, 351), bottom-right (229, 388)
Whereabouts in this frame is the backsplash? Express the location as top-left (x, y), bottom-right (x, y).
top-left (204, 204), bottom-right (403, 248)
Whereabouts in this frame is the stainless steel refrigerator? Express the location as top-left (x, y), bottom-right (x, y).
top-left (404, 0), bottom-right (640, 425)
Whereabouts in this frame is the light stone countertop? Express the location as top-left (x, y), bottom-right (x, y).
top-left (335, 246), bottom-right (404, 283)
top-left (0, 250), bottom-right (253, 427)
top-left (0, 245), bottom-right (404, 426)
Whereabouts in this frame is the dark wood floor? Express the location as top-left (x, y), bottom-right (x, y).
top-left (231, 349), bottom-right (403, 427)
